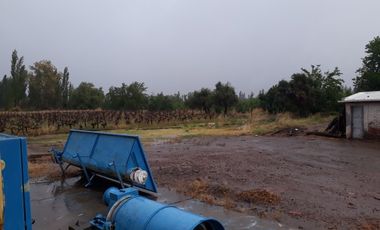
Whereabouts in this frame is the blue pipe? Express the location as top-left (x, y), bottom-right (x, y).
top-left (96, 187), bottom-right (225, 230)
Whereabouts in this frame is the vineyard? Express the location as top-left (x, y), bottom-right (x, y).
top-left (0, 110), bottom-right (214, 136)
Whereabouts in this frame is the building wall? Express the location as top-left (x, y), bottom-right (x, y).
top-left (345, 104), bottom-right (352, 138)
top-left (345, 102), bottom-right (380, 138)
top-left (365, 102), bottom-right (380, 137)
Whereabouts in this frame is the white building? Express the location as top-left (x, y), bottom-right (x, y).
top-left (341, 91), bottom-right (380, 139)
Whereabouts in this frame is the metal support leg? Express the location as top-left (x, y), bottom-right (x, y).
top-left (50, 148), bottom-right (66, 177)
top-left (108, 161), bottom-right (125, 189)
top-left (74, 153), bottom-right (94, 187)
top-left (58, 162), bottom-right (65, 176)
top-left (64, 163), bottom-right (72, 171)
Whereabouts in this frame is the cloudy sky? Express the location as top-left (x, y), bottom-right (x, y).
top-left (1, 0), bottom-right (379, 94)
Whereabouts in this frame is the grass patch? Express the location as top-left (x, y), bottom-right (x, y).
top-left (249, 109), bottom-right (333, 135)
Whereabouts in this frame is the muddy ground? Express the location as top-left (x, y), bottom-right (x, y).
top-left (145, 136), bottom-right (380, 230)
top-left (28, 135), bottom-right (380, 230)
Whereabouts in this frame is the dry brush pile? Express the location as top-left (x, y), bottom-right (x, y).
top-left (0, 110), bottom-right (212, 136)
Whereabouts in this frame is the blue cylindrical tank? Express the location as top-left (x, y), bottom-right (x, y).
top-left (104, 188), bottom-right (224, 230)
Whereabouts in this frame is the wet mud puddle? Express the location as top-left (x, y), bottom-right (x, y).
top-left (31, 177), bottom-right (288, 230)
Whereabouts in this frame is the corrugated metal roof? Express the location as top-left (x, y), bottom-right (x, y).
top-left (341, 91), bottom-right (380, 103)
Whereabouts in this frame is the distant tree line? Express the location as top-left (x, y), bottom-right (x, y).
top-left (257, 36), bottom-right (380, 116)
top-left (258, 65), bottom-right (350, 116)
top-left (0, 51), bottom-right (240, 114)
top-left (1, 36), bottom-right (379, 116)
top-left (0, 53), bottom-right (76, 110)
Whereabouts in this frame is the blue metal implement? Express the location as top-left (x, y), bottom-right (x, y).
top-left (0, 133), bottom-right (32, 230)
top-left (91, 187), bottom-right (225, 230)
top-left (54, 130), bottom-right (157, 192)
top-left (54, 130), bottom-right (225, 230)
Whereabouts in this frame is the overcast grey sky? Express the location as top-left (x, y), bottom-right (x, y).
top-left (1, 0), bottom-right (379, 94)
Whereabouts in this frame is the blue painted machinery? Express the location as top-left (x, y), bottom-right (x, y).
top-left (0, 133), bottom-right (32, 230)
top-left (52, 130), bottom-right (157, 192)
top-left (91, 187), bottom-right (224, 230)
top-left (53, 130), bottom-right (225, 230)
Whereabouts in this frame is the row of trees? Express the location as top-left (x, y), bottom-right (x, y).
top-left (1, 36), bottom-right (379, 116)
top-left (258, 65), bottom-right (350, 116)
top-left (0, 52), bottom-right (240, 114)
top-left (257, 36), bottom-right (380, 116)
top-left (0, 52), bottom-right (74, 110)
top-left (102, 81), bottom-right (242, 115)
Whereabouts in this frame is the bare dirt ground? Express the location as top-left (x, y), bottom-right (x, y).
top-left (144, 136), bottom-right (380, 230)
top-left (27, 133), bottom-right (380, 230)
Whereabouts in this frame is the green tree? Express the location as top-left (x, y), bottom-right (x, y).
top-left (260, 80), bottom-right (293, 113)
top-left (8, 50), bottom-right (28, 108)
top-left (0, 50), bottom-right (30, 109)
top-left (288, 73), bottom-right (319, 116)
top-left (170, 92), bottom-right (186, 110)
top-left (69, 82), bottom-right (104, 109)
top-left (260, 65), bottom-right (344, 116)
top-left (353, 72), bottom-right (380, 92)
top-left (105, 82), bottom-right (148, 110)
top-left (0, 75), bottom-right (12, 109)
top-left (60, 67), bottom-right (72, 108)
top-left (319, 68), bottom-right (344, 112)
top-left (353, 36), bottom-right (380, 92)
top-left (148, 92), bottom-right (185, 111)
top-left (148, 93), bottom-right (172, 111)
top-left (186, 88), bottom-right (213, 113)
top-left (236, 93), bottom-right (260, 113)
top-left (213, 82), bottom-right (238, 115)
top-left (300, 65), bottom-right (344, 113)
top-left (28, 60), bottom-right (62, 109)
